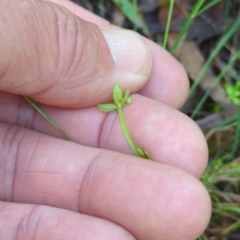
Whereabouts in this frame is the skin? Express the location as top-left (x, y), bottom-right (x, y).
top-left (0, 0), bottom-right (211, 240)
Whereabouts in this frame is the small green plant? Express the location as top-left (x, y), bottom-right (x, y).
top-left (200, 156), bottom-right (240, 238)
top-left (224, 81), bottom-right (240, 106)
top-left (23, 84), bottom-right (150, 160)
top-left (98, 84), bottom-right (150, 160)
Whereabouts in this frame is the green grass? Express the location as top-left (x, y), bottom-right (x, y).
top-left (191, 48), bottom-right (240, 119)
top-left (110, 0), bottom-right (150, 36)
top-left (162, 0), bottom-right (174, 49)
top-left (170, 0), bottom-right (206, 54)
top-left (189, 17), bottom-right (240, 98)
top-left (23, 96), bottom-right (71, 141)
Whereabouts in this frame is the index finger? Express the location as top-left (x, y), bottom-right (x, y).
top-left (0, 123), bottom-right (211, 240)
top-left (48, 0), bottom-right (189, 109)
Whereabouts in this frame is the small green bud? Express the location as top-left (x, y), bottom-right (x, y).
top-left (113, 84), bottom-right (123, 107)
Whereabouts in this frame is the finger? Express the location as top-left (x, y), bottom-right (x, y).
top-left (46, 0), bottom-right (111, 27)
top-left (139, 38), bottom-right (189, 108)
top-left (0, 0), bottom-right (152, 108)
top-left (0, 201), bottom-right (135, 240)
top-left (0, 91), bottom-right (207, 177)
top-left (0, 123), bottom-right (211, 240)
top-left (47, 0), bottom-right (189, 109)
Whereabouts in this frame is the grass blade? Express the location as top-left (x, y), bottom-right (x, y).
top-left (191, 48), bottom-right (240, 119)
top-left (24, 96), bottom-right (71, 141)
top-left (170, 0), bottom-right (205, 54)
top-left (197, 0), bottom-right (222, 15)
top-left (163, 0), bottom-right (175, 49)
top-left (216, 114), bottom-right (238, 129)
top-left (189, 17), bottom-right (240, 97)
top-left (222, 220), bottom-right (240, 235)
top-left (111, 0), bottom-right (150, 36)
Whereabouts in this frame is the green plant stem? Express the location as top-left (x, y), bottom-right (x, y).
top-left (117, 108), bottom-right (140, 157)
top-left (24, 96), bottom-right (71, 141)
top-left (216, 114), bottom-right (238, 129)
top-left (215, 204), bottom-right (240, 214)
top-left (170, 0), bottom-right (205, 54)
top-left (133, 0), bottom-right (138, 9)
top-left (111, 0), bottom-right (150, 36)
top-left (163, 0), bottom-right (175, 49)
top-left (222, 220), bottom-right (240, 235)
top-left (189, 17), bottom-right (240, 97)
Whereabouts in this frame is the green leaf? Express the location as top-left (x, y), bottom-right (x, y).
top-left (233, 98), bottom-right (240, 106)
top-left (217, 205), bottom-right (240, 214)
top-left (111, 0), bottom-right (150, 37)
top-left (126, 98), bottom-right (132, 104)
top-left (113, 84), bottom-right (123, 107)
top-left (122, 89), bottom-right (131, 105)
top-left (97, 103), bottom-right (117, 112)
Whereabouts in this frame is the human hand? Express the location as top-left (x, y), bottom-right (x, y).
top-left (0, 0), bottom-right (211, 239)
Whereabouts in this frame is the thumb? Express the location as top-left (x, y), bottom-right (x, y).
top-left (0, 0), bottom-right (152, 108)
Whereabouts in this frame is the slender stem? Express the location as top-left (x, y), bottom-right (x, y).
top-left (222, 220), bottom-right (240, 236)
top-left (24, 96), bottom-right (71, 141)
top-left (117, 107), bottom-right (140, 157)
top-left (163, 0), bottom-right (175, 49)
top-left (189, 17), bottom-right (240, 97)
top-left (197, 0), bottom-right (221, 15)
top-left (216, 114), bottom-right (238, 129)
top-left (133, 0), bottom-right (138, 9)
top-left (170, 0), bottom-right (205, 54)
top-left (191, 48), bottom-right (240, 119)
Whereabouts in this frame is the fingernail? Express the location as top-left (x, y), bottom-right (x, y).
top-left (100, 28), bottom-right (152, 74)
